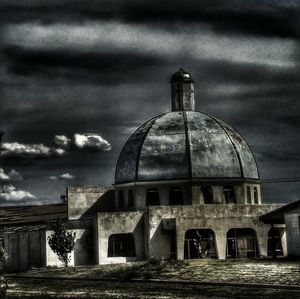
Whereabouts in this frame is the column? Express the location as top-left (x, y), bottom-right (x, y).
top-left (214, 231), bottom-right (227, 260)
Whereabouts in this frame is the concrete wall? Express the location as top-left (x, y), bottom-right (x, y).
top-left (46, 228), bottom-right (94, 267)
top-left (67, 186), bottom-right (113, 220)
top-left (146, 205), bottom-right (278, 260)
top-left (97, 211), bottom-right (144, 264)
top-left (115, 182), bottom-right (261, 210)
top-left (284, 212), bottom-right (300, 257)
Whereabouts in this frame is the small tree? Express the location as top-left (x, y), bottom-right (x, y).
top-left (47, 221), bottom-right (76, 267)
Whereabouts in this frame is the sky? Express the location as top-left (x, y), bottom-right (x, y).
top-left (0, 0), bottom-right (299, 205)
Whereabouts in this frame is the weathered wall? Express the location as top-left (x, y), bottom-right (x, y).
top-left (146, 204), bottom-right (282, 260)
top-left (67, 186), bottom-right (114, 220)
top-left (285, 212), bottom-right (300, 257)
top-left (4, 230), bottom-right (46, 272)
top-left (46, 228), bottom-right (93, 267)
top-left (115, 182), bottom-right (261, 210)
top-left (97, 211), bottom-right (144, 264)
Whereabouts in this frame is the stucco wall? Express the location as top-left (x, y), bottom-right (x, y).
top-left (146, 205), bottom-right (278, 260)
top-left (285, 212), bottom-right (300, 257)
top-left (97, 211), bottom-right (144, 264)
top-left (46, 228), bottom-right (93, 267)
top-left (67, 186), bottom-right (113, 220)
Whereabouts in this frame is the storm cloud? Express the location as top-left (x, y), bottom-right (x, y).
top-left (0, 1), bottom-right (299, 204)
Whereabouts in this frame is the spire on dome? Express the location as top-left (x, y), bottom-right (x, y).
top-left (170, 69), bottom-right (195, 111)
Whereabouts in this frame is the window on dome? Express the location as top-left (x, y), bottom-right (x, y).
top-left (169, 187), bottom-right (183, 205)
top-left (201, 186), bottom-right (214, 204)
top-left (223, 186), bottom-right (236, 204)
top-left (146, 188), bottom-right (160, 206)
top-left (128, 189), bottom-right (134, 208)
top-left (254, 187), bottom-right (258, 204)
top-left (108, 234), bottom-right (136, 257)
top-left (119, 190), bottom-right (125, 209)
top-left (246, 186), bottom-right (251, 204)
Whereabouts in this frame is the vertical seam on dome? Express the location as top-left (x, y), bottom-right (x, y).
top-left (202, 112), bottom-right (244, 178)
top-left (183, 111), bottom-right (193, 179)
top-left (134, 113), bottom-right (167, 182)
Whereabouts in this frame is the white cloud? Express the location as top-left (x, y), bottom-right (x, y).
top-left (0, 184), bottom-right (36, 201)
top-left (0, 141), bottom-right (66, 158)
top-left (0, 168), bottom-right (23, 181)
top-left (54, 135), bottom-right (71, 148)
top-left (74, 133), bottom-right (111, 151)
top-left (49, 173), bottom-right (75, 180)
top-left (0, 169), bottom-right (10, 181)
top-left (60, 173), bottom-right (75, 180)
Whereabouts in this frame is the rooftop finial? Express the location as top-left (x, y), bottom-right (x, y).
top-left (170, 69), bottom-right (195, 111)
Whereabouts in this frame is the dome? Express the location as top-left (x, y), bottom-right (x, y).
top-left (115, 110), bottom-right (259, 184)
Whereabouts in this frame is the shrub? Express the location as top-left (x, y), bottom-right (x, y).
top-left (47, 221), bottom-right (76, 267)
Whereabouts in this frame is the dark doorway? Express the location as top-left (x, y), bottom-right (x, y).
top-left (202, 186), bottom-right (214, 204)
top-left (223, 186), bottom-right (236, 204)
top-left (246, 186), bottom-right (251, 204)
top-left (108, 234), bottom-right (136, 257)
top-left (169, 187), bottom-right (183, 205)
top-left (119, 191), bottom-right (125, 209)
top-left (226, 228), bottom-right (258, 258)
top-left (184, 229), bottom-right (217, 259)
top-left (146, 188), bottom-right (160, 206)
top-left (128, 189), bottom-right (134, 208)
top-left (267, 228), bottom-right (283, 257)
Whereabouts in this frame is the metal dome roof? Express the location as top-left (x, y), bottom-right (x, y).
top-left (115, 111), bottom-right (259, 184)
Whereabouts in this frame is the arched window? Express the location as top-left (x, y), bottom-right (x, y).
top-left (108, 234), bottom-right (136, 257)
top-left (254, 187), bottom-right (258, 204)
top-left (169, 187), bottom-right (183, 205)
top-left (201, 186), bottom-right (214, 204)
top-left (223, 186), bottom-right (236, 204)
top-left (146, 188), bottom-right (160, 206)
top-left (246, 186), bottom-right (251, 204)
top-left (119, 190), bottom-right (125, 209)
top-left (128, 189), bottom-right (134, 208)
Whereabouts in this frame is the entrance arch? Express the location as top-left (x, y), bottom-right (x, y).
top-left (184, 229), bottom-right (217, 259)
top-left (226, 228), bottom-right (258, 258)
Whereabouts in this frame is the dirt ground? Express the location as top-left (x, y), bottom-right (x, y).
top-left (4, 259), bottom-right (300, 298)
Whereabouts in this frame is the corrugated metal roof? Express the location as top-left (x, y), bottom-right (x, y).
top-left (0, 203), bottom-right (67, 226)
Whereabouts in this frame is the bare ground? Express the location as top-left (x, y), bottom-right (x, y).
top-left (4, 259), bottom-right (300, 298)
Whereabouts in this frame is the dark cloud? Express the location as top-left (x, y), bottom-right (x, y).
top-left (3, 46), bottom-right (165, 83)
top-left (1, 1), bottom-right (300, 38)
top-left (0, 1), bottom-right (299, 204)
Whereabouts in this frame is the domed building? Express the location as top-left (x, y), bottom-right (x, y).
top-left (0, 70), bottom-right (291, 272)
top-left (92, 69), bottom-right (285, 263)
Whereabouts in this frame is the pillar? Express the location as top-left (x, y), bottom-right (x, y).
top-left (176, 229), bottom-right (185, 260)
top-left (214, 231), bottom-right (227, 260)
top-left (256, 228), bottom-right (268, 257)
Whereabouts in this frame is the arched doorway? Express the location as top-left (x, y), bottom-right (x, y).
top-left (267, 228), bottom-right (283, 257)
top-left (184, 229), bottom-right (217, 259)
top-left (226, 228), bottom-right (258, 258)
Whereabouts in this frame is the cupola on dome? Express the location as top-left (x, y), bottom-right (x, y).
top-left (115, 69), bottom-right (259, 185)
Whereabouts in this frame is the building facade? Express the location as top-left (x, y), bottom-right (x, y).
top-left (1, 70), bottom-right (292, 271)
